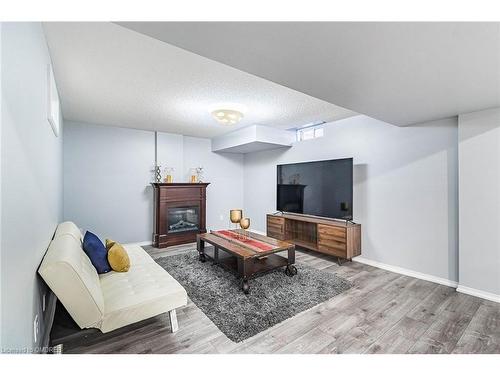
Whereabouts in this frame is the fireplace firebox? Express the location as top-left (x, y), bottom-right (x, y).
top-left (152, 183), bottom-right (209, 248)
top-left (167, 206), bottom-right (199, 233)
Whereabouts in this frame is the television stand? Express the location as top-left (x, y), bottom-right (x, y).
top-left (266, 213), bottom-right (361, 264)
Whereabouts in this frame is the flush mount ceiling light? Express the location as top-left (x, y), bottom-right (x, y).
top-left (211, 109), bottom-right (244, 125)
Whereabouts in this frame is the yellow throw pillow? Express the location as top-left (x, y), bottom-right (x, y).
top-left (105, 238), bottom-right (116, 251)
top-left (107, 242), bottom-right (130, 272)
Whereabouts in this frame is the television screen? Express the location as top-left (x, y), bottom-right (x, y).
top-left (277, 158), bottom-right (353, 220)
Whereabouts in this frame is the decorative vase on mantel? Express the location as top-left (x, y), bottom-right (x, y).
top-left (163, 167), bottom-right (174, 183)
top-left (154, 165), bottom-right (162, 183)
top-left (189, 166), bottom-right (205, 183)
top-left (195, 167), bottom-right (204, 183)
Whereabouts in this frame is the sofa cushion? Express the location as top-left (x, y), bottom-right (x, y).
top-left (99, 262), bottom-right (187, 332)
top-left (107, 243), bottom-right (130, 272)
top-left (38, 233), bottom-right (105, 329)
top-left (83, 231), bottom-right (111, 274)
top-left (105, 238), bottom-right (116, 251)
top-left (54, 221), bottom-right (83, 243)
top-left (122, 244), bottom-right (155, 266)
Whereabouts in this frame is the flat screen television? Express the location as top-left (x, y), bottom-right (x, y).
top-left (276, 158), bottom-right (353, 220)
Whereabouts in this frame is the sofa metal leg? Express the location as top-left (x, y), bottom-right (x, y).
top-left (169, 309), bottom-right (179, 333)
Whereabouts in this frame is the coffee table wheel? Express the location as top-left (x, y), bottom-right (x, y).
top-left (285, 265), bottom-right (297, 277)
top-left (242, 279), bottom-right (250, 294)
top-left (198, 253), bottom-right (206, 262)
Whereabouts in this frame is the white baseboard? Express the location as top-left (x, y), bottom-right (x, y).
top-left (251, 229), bottom-right (267, 235)
top-left (355, 257), bottom-right (500, 304)
top-left (456, 285), bottom-right (500, 304)
top-left (354, 256), bottom-right (459, 288)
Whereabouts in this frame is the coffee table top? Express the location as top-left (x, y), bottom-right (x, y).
top-left (197, 230), bottom-right (294, 259)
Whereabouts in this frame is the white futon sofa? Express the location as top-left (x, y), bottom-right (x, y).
top-left (39, 222), bottom-right (187, 333)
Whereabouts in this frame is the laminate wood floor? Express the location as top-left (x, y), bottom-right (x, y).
top-left (50, 244), bottom-right (500, 354)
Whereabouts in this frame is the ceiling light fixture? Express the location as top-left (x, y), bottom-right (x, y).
top-left (211, 109), bottom-right (244, 125)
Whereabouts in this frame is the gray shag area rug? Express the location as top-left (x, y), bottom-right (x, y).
top-left (155, 251), bottom-right (352, 342)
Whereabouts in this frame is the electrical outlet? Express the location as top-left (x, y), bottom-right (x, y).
top-left (42, 293), bottom-right (46, 312)
top-left (33, 315), bottom-right (39, 344)
top-left (219, 214), bottom-right (224, 221)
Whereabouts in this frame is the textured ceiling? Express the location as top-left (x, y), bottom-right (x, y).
top-left (118, 22), bottom-right (500, 126)
top-left (42, 22), bottom-right (355, 138)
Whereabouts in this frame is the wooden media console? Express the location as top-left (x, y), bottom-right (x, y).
top-left (266, 213), bottom-right (361, 264)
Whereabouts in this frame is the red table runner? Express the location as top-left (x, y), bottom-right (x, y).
top-left (211, 230), bottom-right (275, 253)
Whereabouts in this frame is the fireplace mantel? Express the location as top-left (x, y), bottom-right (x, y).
top-left (151, 183), bottom-right (210, 248)
top-left (151, 183), bottom-right (211, 187)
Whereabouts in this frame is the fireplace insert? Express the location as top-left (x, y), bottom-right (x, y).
top-left (167, 206), bottom-right (200, 234)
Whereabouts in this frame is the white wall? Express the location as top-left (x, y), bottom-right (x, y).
top-left (0, 21), bottom-right (3, 349)
top-left (183, 136), bottom-right (244, 229)
top-left (157, 132), bottom-right (184, 183)
top-left (63, 121), bottom-right (154, 243)
top-left (63, 122), bottom-right (244, 242)
top-left (1, 23), bottom-right (63, 351)
top-left (458, 108), bottom-right (500, 298)
top-left (244, 115), bottom-right (459, 283)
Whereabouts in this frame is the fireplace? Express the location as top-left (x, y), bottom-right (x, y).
top-left (151, 183), bottom-right (209, 248)
top-left (167, 206), bottom-right (200, 234)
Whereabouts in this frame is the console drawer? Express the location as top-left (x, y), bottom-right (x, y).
top-left (317, 224), bottom-right (346, 240)
top-left (268, 220), bottom-right (284, 232)
top-left (267, 216), bottom-right (285, 240)
top-left (318, 231), bottom-right (347, 244)
top-left (268, 216), bottom-right (285, 226)
top-left (317, 244), bottom-right (347, 258)
top-left (318, 237), bottom-right (347, 251)
top-left (317, 223), bottom-right (347, 256)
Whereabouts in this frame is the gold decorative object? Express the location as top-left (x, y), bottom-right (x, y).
top-left (239, 217), bottom-right (250, 239)
top-left (163, 167), bottom-right (174, 183)
top-left (230, 209), bottom-right (243, 230)
top-left (239, 217), bottom-right (250, 230)
top-left (190, 175), bottom-right (197, 183)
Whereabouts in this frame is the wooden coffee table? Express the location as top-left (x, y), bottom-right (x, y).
top-left (196, 229), bottom-right (296, 294)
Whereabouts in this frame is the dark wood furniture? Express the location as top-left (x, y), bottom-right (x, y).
top-left (267, 213), bottom-right (361, 265)
top-left (197, 230), bottom-right (296, 294)
top-left (152, 183), bottom-right (209, 248)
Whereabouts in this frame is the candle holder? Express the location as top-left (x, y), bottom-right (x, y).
top-left (239, 217), bottom-right (250, 239)
top-left (163, 167), bottom-right (174, 183)
top-left (195, 166), bottom-right (204, 183)
top-left (230, 209), bottom-right (243, 233)
top-left (154, 165), bottom-right (162, 183)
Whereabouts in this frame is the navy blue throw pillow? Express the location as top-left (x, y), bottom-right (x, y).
top-left (83, 231), bottom-right (111, 274)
